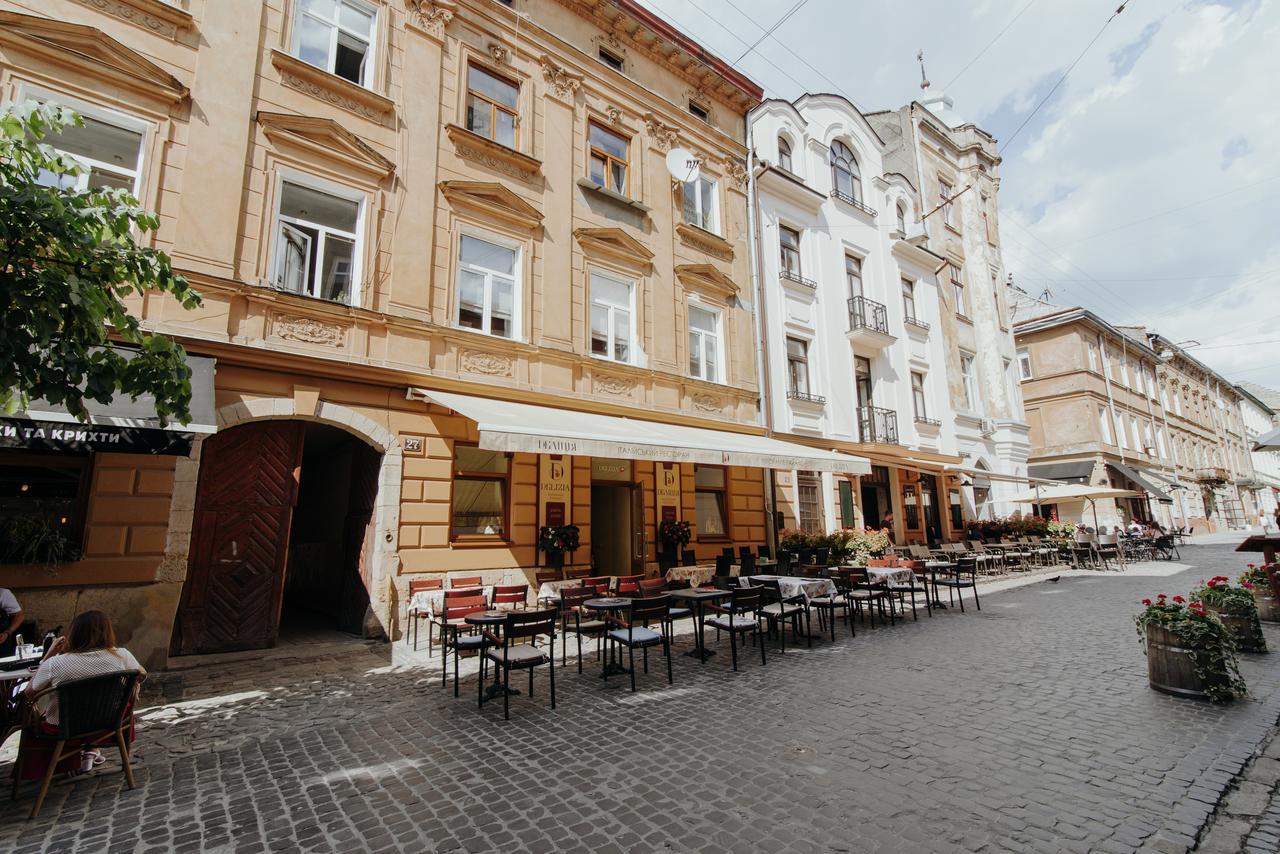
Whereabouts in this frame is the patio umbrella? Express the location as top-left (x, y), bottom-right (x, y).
top-left (1254, 425), bottom-right (1280, 452)
top-left (1009, 483), bottom-right (1143, 531)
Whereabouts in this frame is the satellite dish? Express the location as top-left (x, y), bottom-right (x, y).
top-left (665, 148), bottom-right (700, 183)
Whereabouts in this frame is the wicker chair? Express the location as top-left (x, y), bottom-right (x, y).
top-left (12, 671), bottom-right (141, 818)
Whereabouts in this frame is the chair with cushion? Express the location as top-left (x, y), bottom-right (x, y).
top-left (814, 548), bottom-right (830, 567)
top-left (933, 562), bottom-right (980, 612)
top-left (439, 592), bottom-right (491, 697)
top-left (1152, 534), bottom-right (1180, 561)
top-left (756, 577), bottom-right (811, 652)
top-left (739, 553), bottom-right (757, 578)
top-left (557, 586), bottom-right (608, 673)
top-left (893, 560), bottom-right (933, 621)
top-left (407, 578), bottom-right (443, 648)
top-left (426, 587), bottom-right (486, 655)
top-left (534, 569), bottom-right (562, 587)
top-left (1072, 533), bottom-right (1097, 568)
top-left (1096, 534), bottom-right (1123, 570)
top-left (808, 571), bottom-right (852, 641)
top-left (481, 609), bottom-right (557, 720)
top-left (492, 584), bottom-right (529, 610)
top-left (605, 596), bottom-right (673, 691)
top-left (704, 586), bottom-right (766, 671)
top-left (12, 671), bottom-right (141, 818)
top-left (847, 567), bottom-right (893, 628)
top-left (738, 545), bottom-right (753, 563)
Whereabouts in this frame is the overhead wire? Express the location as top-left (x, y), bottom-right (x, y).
top-left (731, 0), bottom-right (812, 64)
top-left (945, 0), bottom-right (1040, 89)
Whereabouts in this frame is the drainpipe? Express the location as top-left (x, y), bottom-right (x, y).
top-left (744, 112), bottom-right (779, 552)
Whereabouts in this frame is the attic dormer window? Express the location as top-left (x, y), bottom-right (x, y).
top-left (778, 137), bottom-right (793, 172)
top-left (689, 101), bottom-right (710, 122)
top-left (598, 47), bottom-right (624, 72)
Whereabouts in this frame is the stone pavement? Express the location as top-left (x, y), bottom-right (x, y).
top-left (3, 542), bottom-right (1280, 853)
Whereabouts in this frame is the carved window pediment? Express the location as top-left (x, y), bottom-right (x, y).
top-left (269, 50), bottom-right (395, 121)
top-left (675, 263), bottom-right (740, 300)
top-left (0, 11), bottom-right (187, 102)
top-left (574, 227), bottom-right (654, 271)
top-left (68, 0), bottom-right (193, 40)
top-left (675, 223), bottom-right (734, 261)
top-left (439, 181), bottom-right (543, 231)
top-left (444, 124), bottom-right (543, 181)
top-left (257, 111), bottom-right (395, 179)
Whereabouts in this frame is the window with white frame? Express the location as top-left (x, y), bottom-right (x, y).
top-left (1017, 348), bottom-right (1033, 380)
top-left (272, 178), bottom-right (361, 304)
top-left (896, 203), bottom-right (907, 234)
top-left (939, 180), bottom-right (954, 226)
top-left (1157, 426), bottom-right (1168, 459)
top-left (830, 141), bottom-right (861, 202)
top-left (1114, 410), bottom-right (1128, 449)
top-left (1099, 405), bottom-right (1112, 444)
top-left (911, 372), bottom-right (928, 420)
top-left (796, 471), bottom-right (825, 533)
top-left (1142, 419), bottom-right (1155, 453)
top-left (777, 136), bottom-right (793, 172)
top-left (1131, 415), bottom-right (1142, 451)
top-left (687, 304), bottom-right (722, 382)
top-left (292, 0), bottom-right (377, 86)
top-left (901, 278), bottom-right (917, 322)
top-left (456, 234), bottom-right (517, 339)
top-left (960, 352), bottom-right (978, 412)
top-left (950, 262), bottom-right (968, 316)
top-left (36, 111), bottom-right (145, 194)
top-left (589, 271), bottom-right (634, 363)
top-left (682, 176), bottom-right (719, 233)
top-left (1088, 341), bottom-right (1099, 372)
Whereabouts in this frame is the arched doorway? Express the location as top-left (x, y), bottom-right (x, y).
top-left (170, 419), bottom-right (384, 656)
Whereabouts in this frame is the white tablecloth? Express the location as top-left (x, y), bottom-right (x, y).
top-left (742, 575), bottom-right (836, 602)
top-left (536, 577), bottom-right (618, 602)
top-left (408, 587), bottom-right (493, 619)
top-left (865, 566), bottom-right (916, 588)
top-left (667, 564), bottom-right (730, 587)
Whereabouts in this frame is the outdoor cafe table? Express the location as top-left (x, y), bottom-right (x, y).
top-left (463, 610), bottom-right (516, 701)
top-left (583, 598), bottom-right (633, 677)
top-left (924, 560), bottom-right (957, 609)
top-left (536, 577), bottom-right (616, 603)
top-left (667, 588), bottom-right (730, 662)
top-left (731, 558), bottom-right (778, 574)
top-left (408, 586), bottom-right (494, 620)
top-left (740, 574), bottom-right (836, 602)
top-left (667, 564), bottom-right (731, 588)
top-left (864, 565), bottom-right (916, 588)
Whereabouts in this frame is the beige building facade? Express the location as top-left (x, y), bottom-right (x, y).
top-left (0, 0), bottom-right (878, 668)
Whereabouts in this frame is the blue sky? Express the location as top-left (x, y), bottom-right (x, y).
top-left (635, 0), bottom-right (1279, 388)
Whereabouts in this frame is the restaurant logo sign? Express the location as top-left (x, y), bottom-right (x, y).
top-left (539, 455), bottom-right (572, 526)
top-left (0, 418), bottom-right (193, 456)
top-left (656, 462), bottom-right (681, 523)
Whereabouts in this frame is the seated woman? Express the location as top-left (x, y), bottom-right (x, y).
top-left (23, 610), bottom-right (146, 771)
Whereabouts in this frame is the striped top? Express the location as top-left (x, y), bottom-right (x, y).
top-left (29, 648), bottom-right (144, 725)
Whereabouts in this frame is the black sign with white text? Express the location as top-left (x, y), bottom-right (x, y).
top-left (0, 418), bottom-right (194, 455)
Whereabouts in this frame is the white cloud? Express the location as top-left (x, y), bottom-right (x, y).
top-left (633, 0), bottom-right (1279, 388)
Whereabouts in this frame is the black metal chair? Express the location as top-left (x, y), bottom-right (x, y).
top-left (680, 549), bottom-right (697, 566)
top-left (814, 547), bottom-right (830, 566)
top-left (846, 567), bottom-right (894, 628)
top-left (739, 553), bottom-right (757, 578)
top-left (808, 570), bottom-right (852, 641)
top-left (1152, 534), bottom-right (1180, 561)
top-left (932, 564), bottom-right (981, 612)
top-left (12, 670), bottom-right (141, 818)
top-left (557, 586), bottom-right (608, 674)
top-left (892, 561), bottom-right (933, 621)
top-left (738, 545), bottom-right (753, 563)
top-left (721, 547), bottom-right (736, 561)
top-left (714, 554), bottom-right (733, 578)
top-left (757, 545), bottom-right (772, 560)
top-left (756, 578), bottom-right (811, 652)
top-left (481, 609), bottom-right (557, 720)
top-left (605, 596), bottom-right (673, 691)
top-left (704, 586), bottom-right (766, 670)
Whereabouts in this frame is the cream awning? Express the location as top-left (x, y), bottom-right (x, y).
top-left (412, 389), bottom-right (871, 475)
top-left (1008, 483), bottom-right (1143, 503)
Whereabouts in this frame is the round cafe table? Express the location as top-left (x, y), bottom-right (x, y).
top-left (584, 598), bottom-right (632, 678)
top-left (666, 588), bottom-right (730, 662)
top-left (464, 610), bottom-right (517, 700)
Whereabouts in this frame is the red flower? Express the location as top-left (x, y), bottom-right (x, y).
top-left (1157, 593), bottom-right (1167, 599)
top-left (1141, 598), bottom-right (1152, 605)
top-left (1172, 596), bottom-right (1185, 603)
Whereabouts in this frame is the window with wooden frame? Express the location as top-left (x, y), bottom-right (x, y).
top-left (694, 465), bottom-right (729, 540)
top-left (777, 136), bottom-right (793, 172)
top-left (796, 471), bottom-right (824, 533)
top-left (786, 336), bottom-right (811, 397)
top-left (911, 371), bottom-right (928, 420)
top-left (450, 445), bottom-right (511, 539)
top-left (901, 278), bottom-right (918, 323)
top-left (949, 261), bottom-right (967, 316)
top-left (598, 47), bottom-right (624, 71)
top-left (465, 63), bottom-right (518, 149)
top-left (845, 253), bottom-right (863, 298)
top-left (779, 225), bottom-right (801, 277)
top-left (0, 452), bottom-right (91, 562)
top-left (588, 121), bottom-right (629, 195)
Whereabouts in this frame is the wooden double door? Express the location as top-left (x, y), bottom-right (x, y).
top-left (171, 421), bottom-right (380, 656)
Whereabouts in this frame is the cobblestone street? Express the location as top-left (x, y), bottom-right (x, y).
top-left (4, 542), bottom-right (1280, 853)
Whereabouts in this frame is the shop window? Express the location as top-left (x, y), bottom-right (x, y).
top-left (682, 175), bottom-right (719, 233)
top-left (293, 0), bottom-right (377, 86)
top-left (451, 445), bottom-right (510, 539)
top-left (588, 122), bottom-right (629, 195)
top-left (456, 234), bottom-right (518, 339)
top-left (797, 471), bottom-right (824, 533)
top-left (688, 304), bottom-right (722, 383)
top-left (272, 177), bottom-right (362, 304)
top-left (465, 63), bottom-right (519, 149)
top-left (589, 271), bottom-right (634, 363)
top-left (36, 110), bottom-right (145, 194)
top-left (694, 465), bottom-right (728, 540)
top-left (0, 453), bottom-right (89, 563)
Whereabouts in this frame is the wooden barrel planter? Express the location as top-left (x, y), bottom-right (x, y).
top-left (1145, 625), bottom-right (1231, 700)
top-left (1205, 604), bottom-right (1267, 653)
top-left (1253, 588), bottom-right (1280, 623)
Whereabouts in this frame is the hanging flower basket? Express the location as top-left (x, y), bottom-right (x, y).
top-left (1135, 594), bottom-right (1246, 702)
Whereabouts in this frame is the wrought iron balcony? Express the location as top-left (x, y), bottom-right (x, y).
top-left (858, 405), bottom-right (899, 444)
top-left (1194, 466), bottom-right (1230, 484)
top-left (914, 416), bottom-right (942, 428)
top-left (830, 189), bottom-right (878, 218)
top-left (904, 315), bottom-right (931, 332)
top-left (787, 389), bottom-right (826, 405)
top-left (846, 296), bottom-right (895, 349)
top-left (780, 268), bottom-right (817, 289)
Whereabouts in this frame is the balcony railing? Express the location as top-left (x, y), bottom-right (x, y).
top-left (787, 389), bottom-right (826, 405)
top-left (780, 268), bottom-right (817, 289)
top-left (858, 405), bottom-right (899, 444)
top-left (1194, 467), bottom-right (1230, 484)
top-left (914, 416), bottom-right (942, 428)
top-left (904, 315), bottom-right (931, 332)
top-left (830, 189), bottom-right (878, 218)
top-left (847, 296), bottom-right (890, 335)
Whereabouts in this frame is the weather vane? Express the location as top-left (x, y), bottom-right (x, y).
top-left (917, 49), bottom-right (930, 91)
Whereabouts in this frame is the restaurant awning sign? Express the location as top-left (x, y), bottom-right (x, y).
top-left (0, 418), bottom-right (197, 455)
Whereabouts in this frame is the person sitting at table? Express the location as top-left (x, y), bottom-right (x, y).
top-left (1126, 519), bottom-right (1143, 536)
top-left (0, 587), bottom-right (23, 658)
top-left (24, 610), bottom-right (145, 772)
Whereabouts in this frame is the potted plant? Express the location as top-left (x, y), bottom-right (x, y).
top-left (843, 527), bottom-right (891, 566)
top-left (537, 524), bottom-right (579, 569)
top-left (778, 528), bottom-right (809, 554)
top-left (657, 519), bottom-right (692, 569)
top-left (0, 512), bottom-right (81, 572)
top-left (1193, 576), bottom-right (1267, 653)
top-left (1241, 564), bottom-right (1280, 623)
top-left (1135, 593), bottom-right (1246, 702)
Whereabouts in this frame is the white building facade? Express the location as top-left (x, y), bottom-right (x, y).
top-left (750, 95), bottom-right (972, 544)
top-left (1237, 385), bottom-right (1280, 522)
